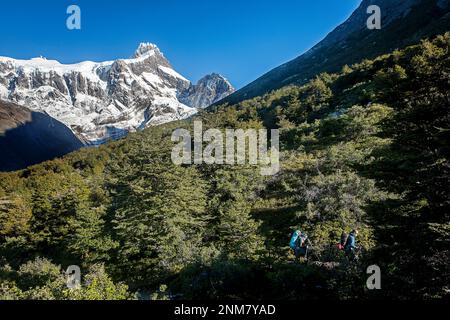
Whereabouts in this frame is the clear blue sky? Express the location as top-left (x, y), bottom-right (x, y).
top-left (0, 0), bottom-right (361, 88)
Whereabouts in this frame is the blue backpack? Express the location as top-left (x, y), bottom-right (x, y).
top-left (289, 231), bottom-right (300, 250)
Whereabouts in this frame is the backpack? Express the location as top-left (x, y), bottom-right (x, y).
top-left (338, 232), bottom-right (348, 250)
top-left (289, 231), bottom-right (300, 250)
top-left (344, 233), bottom-right (356, 251)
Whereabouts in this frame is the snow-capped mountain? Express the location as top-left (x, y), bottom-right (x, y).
top-left (179, 73), bottom-right (235, 109)
top-left (0, 43), bottom-right (235, 144)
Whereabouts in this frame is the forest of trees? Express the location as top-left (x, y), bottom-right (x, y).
top-left (0, 33), bottom-right (448, 300)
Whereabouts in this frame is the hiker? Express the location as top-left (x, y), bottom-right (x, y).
top-left (289, 230), bottom-right (310, 260)
top-left (344, 229), bottom-right (358, 261)
top-left (338, 231), bottom-right (348, 250)
top-left (297, 232), bottom-right (310, 260)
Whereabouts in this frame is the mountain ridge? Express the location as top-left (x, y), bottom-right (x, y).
top-left (0, 43), bottom-right (235, 144)
top-left (217, 0), bottom-right (450, 106)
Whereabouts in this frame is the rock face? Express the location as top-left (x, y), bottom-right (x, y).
top-left (179, 73), bottom-right (235, 109)
top-left (0, 100), bottom-right (84, 171)
top-left (219, 0), bottom-right (450, 105)
top-left (0, 43), bottom-right (235, 144)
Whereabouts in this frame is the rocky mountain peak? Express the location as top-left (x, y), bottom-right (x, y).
top-left (0, 43), bottom-right (235, 144)
top-left (179, 73), bottom-right (235, 109)
top-left (133, 42), bottom-right (161, 58)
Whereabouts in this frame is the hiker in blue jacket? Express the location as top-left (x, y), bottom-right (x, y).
top-left (289, 230), bottom-right (310, 261)
top-left (344, 229), bottom-right (358, 261)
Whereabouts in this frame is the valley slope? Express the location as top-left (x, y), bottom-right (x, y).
top-left (218, 0), bottom-right (450, 105)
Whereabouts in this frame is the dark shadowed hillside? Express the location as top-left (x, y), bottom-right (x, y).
top-left (0, 100), bottom-right (84, 171)
top-left (218, 0), bottom-right (450, 105)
